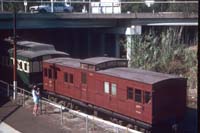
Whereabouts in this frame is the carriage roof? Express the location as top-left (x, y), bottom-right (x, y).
top-left (81, 57), bottom-right (127, 65)
top-left (44, 57), bottom-right (81, 68)
top-left (17, 41), bottom-right (55, 51)
top-left (45, 57), bottom-right (182, 84)
top-left (16, 50), bottom-right (68, 59)
top-left (98, 67), bottom-right (182, 84)
top-left (9, 41), bottom-right (69, 59)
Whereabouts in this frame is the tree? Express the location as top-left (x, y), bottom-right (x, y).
top-left (129, 27), bottom-right (197, 90)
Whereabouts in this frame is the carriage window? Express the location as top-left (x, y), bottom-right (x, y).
top-left (19, 61), bottom-right (23, 69)
top-left (144, 91), bottom-right (152, 104)
top-left (127, 87), bottom-right (133, 99)
top-left (81, 64), bottom-right (88, 69)
top-left (53, 70), bottom-right (57, 79)
top-left (10, 59), bottom-right (13, 66)
top-left (88, 65), bottom-right (95, 70)
top-left (48, 69), bottom-right (52, 79)
top-left (44, 68), bottom-right (47, 77)
top-left (135, 89), bottom-right (142, 103)
top-left (111, 83), bottom-right (117, 96)
top-left (64, 72), bottom-right (68, 82)
top-left (24, 63), bottom-right (27, 71)
top-left (69, 74), bottom-right (73, 83)
top-left (104, 82), bottom-right (109, 94)
top-left (81, 72), bottom-right (87, 84)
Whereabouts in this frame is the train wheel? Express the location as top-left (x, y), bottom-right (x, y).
top-left (47, 95), bottom-right (51, 100)
top-left (145, 130), bottom-right (151, 133)
top-left (67, 102), bottom-right (71, 108)
top-left (134, 125), bottom-right (138, 130)
top-left (53, 97), bottom-right (58, 103)
top-left (58, 100), bottom-right (65, 106)
top-left (70, 103), bottom-right (74, 109)
top-left (113, 118), bottom-right (118, 124)
top-left (139, 128), bottom-right (145, 133)
top-left (74, 105), bottom-right (79, 110)
top-left (93, 110), bottom-right (98, 117)
top-left (127, 124), bottom-right (133, 129)
top-left (48, 95), bottom-right (54, 102)
top-left (119, 120), bottom-right (123, 125)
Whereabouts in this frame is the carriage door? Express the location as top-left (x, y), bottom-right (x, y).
top-left (81, 71), bottom-right (88, 101)
top-left (144, 91), bottom-right (152, 121)
top-left (109, 82), bottom-right (118, 110)
top-left (48, 64), bottom-right (58, 93)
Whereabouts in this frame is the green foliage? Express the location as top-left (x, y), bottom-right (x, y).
top-left (167, 3), bottom-right (198, 13)
top-left (129, 27), bottom-right (197, 90)
top-left (2, 2), bottom-right (25, 12)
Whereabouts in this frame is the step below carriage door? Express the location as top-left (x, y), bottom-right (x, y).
top-left (81, 71), bottom-right (88, 100)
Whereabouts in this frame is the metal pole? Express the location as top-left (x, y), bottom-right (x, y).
top-left (51, 0), bottom-right (53, 13)
top-left (1, 0), bottom-right (3, 12)
top-left (23, 89), bottom-right (25, 107)
top-left (86, 116), bottom-right (88, 133)
top-left (13, 8), bottom-right (17, 101)
top-left (7, 83), bottom-right (10, 97)
top-left (116, 126), bottom-right (119, 133)
top-left (40, 98), bottom-right (42, 114)
top-left (24, 0), bottom-right (27, 13)
top-left (61, 105), bottom-right (63, 125)
top-left (89, 0), bottom-right (91, 14)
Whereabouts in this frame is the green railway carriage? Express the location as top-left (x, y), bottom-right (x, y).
top-left (8, 41), bottom-right (69, 90)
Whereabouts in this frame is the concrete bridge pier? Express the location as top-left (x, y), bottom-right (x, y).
top-left (125, 26), bottom-right (142, 66)
top-left (110, 25), bottom-right (141, 65)
top-left (114, 34), bottom-right (120, 58)
top-left (87, 30), bottom-right (91, 57)
top-left (100, 33), bottom-right (105, 56)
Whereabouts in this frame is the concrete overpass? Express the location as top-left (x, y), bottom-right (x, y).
top-left (0, 12), bottom-right (198, 29)
top-left (0, 12), bottom-right (198, 61)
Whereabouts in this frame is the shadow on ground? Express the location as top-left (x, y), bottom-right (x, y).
top-left (178, 107), bottom-right (197, 133)
top-left (0, 96), bottom-right (21, 122)
top-left (0, 96), bottom-right (10, 107)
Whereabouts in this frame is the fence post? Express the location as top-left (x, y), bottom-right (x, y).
top-left (89, 0), bottom-right (91, 14)
top-left (86, 116), bottom-right (88, 133)
top-left (126, 127), bottom-right (129, 133)
top-left (60, 105), bottom-right (63, 125)
top-left (7, 83), bottom-right (10, 97)
top-left (23, 89), bottom-right (25, 107)
top-left (115, 126), bottom-right (119, 133)
top-left (112, 2), bottom-right (114, 14)
top-left (40, 98), bottom-right (42, 114)
top-left (1, 0), bottom-right (3, 12)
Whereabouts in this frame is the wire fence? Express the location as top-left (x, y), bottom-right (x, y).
top-left (0, 80), bottom-right (142, 133)
top-left (0, 0), bottom-right (198, 14)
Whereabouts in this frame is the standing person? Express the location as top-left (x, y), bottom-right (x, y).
top-left (32, 85), bottom-right (39, 116)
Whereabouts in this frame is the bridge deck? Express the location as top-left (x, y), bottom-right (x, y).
top-left (0, 12), bottom-right (198, 29)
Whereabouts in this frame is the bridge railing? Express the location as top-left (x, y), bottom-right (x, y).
top-left (0, 0), bottom-right (198, 14)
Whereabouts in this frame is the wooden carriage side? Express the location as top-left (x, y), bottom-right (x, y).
top-left (42, 56), bottom-right (187, 130)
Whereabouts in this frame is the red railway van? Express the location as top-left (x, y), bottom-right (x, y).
top-left (43, 57), bottom-right (187, 130)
